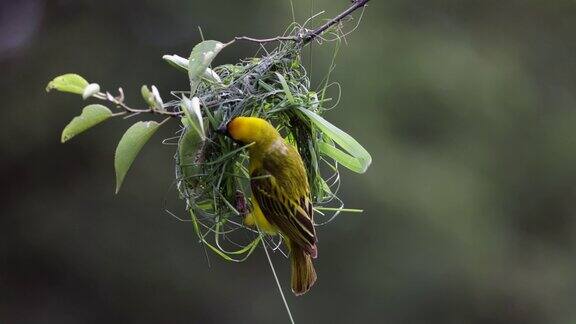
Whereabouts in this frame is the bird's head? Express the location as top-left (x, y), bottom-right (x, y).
top-left (217, 117), bottom-right (278, 146)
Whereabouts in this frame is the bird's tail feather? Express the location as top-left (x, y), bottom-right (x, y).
top-left (290, 244), bottom-right (317, 296)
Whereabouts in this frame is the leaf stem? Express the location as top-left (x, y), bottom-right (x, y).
top-left (96, 90), bottom-right (182, 118)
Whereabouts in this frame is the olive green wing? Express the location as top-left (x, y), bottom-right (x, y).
top-left (251, 168), bottom-right (317, 256)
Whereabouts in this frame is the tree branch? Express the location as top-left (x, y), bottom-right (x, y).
top-left (234, 0), bottom-right (371, 45)
top-left (302, 0), bottom-right (371, 44)
top-left (234, 36), bottom-right (298, 43)
top-left (96, 1), bottom-right (372, 120)
top-left (94, 88), bottom-right (182, 118)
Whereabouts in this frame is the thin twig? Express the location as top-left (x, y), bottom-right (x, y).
top-left (95, 89), bottom-right (183, 117)
top-left (89, 0), bottom-right (370, 123)
top-left (302, 0), bottom-right (370, 44)
top-left (233, 0), bottom-right (370, 45)
top-left (234, 36), bottom-right (299, 43)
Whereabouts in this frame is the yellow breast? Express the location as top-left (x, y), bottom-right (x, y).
top-left (245, 197), bottom-right (277, 234)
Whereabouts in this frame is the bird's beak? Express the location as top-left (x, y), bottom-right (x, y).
top-left (216, 123), bottom-right (228, 136)
top-left (216, 122), bottom-right (242, 145)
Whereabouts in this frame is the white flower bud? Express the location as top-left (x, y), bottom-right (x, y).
top-left (82, 83), bottom-right (100, 100)
top-left (181, 96), bottom-right (205, 140)
top-left (203, 68), bottom-right (222, 84)
top-left (151, 85), bottom-right (163, 109)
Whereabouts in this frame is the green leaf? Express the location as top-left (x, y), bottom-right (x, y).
top-left (188, 40), bottom-right (225, 94)
top-left (164, 54), bottom-right (223, 84)
top-left (46, 74), bottom-right (89, 95)
top-left (179, 122), bottom-right (205, 185)
top-left (275, 72), bottom-right (294, 104)
top-left (114, 121), bottom-right (161, 193)
top-left (61, 104), bottom-right (112, 143)
top-left (297, 107), bottom-right (372, 173)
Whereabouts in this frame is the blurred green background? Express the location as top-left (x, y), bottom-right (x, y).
top-left (2, 0), bottom-right (576, 323)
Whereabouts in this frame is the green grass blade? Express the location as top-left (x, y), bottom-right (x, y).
top-left (297, 107), bottom-right (372, 173)
top-left (275, 72), bottom-right (295, 103)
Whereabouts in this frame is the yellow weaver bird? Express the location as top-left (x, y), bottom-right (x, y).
top-left (218, 116), bottom-right (317, 295)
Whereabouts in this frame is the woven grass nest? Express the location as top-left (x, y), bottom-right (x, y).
top-left (170, 40), bottom-right (371, 261)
